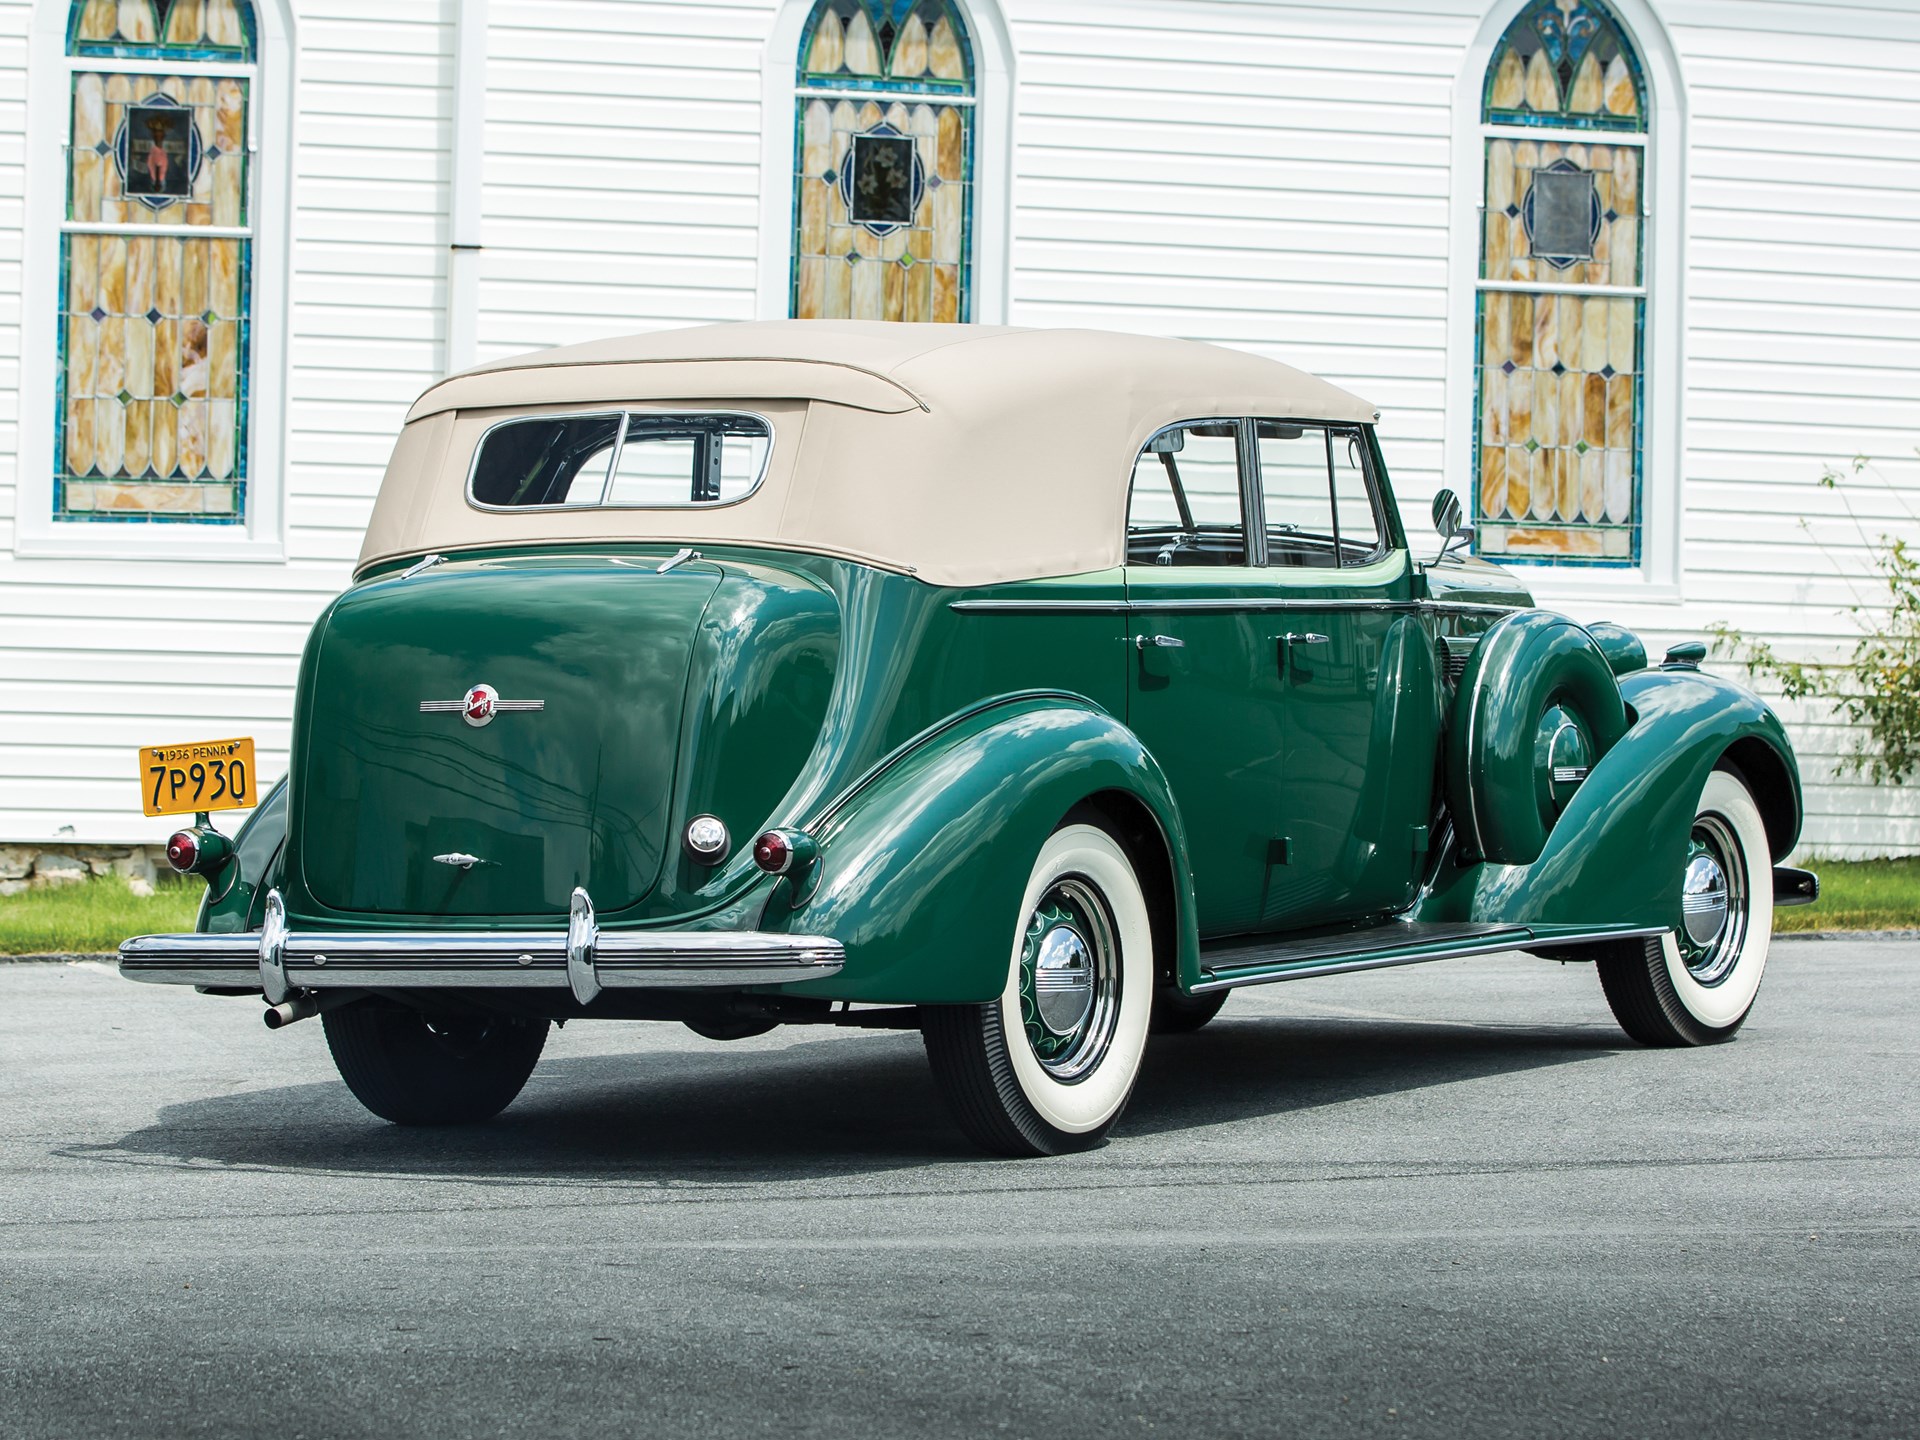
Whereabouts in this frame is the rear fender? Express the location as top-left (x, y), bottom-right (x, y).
top-left (1425, 667), bottom-right (1801, 929)
top-left (198, 775), bottom-right (289, 934)
top-left (777, 695), bottom-right (1199, 1003)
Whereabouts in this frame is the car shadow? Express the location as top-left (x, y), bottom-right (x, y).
top-left (73, 1014), bottom-right (1623, 1183)
top-left (1125, 1013), bottom-right (1623, 1137)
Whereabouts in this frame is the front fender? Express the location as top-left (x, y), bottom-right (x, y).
top-left (1424, 666), bottom-right (1802, 930)
top-left (776, 695), bottom-right (1199, 1004)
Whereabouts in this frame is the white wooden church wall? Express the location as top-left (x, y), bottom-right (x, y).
top-left (0, 0), bottom-right (1915, 855)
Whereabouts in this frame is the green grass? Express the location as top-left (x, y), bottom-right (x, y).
top-left (1, 856), bottom-right (1914, 956)
top-left (1775, 855), bottom-right (1920, 933)
top-left (1, 873), bottom-right (204, 956)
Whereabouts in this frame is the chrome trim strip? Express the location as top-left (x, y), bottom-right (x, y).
top-left (1191, 924), bottom-right (1668, 994)
top-left (947, 599), bottom-right (1132, 614)
top-left (419, 699), bottom-right (544, 713)
top-left (1425, 599), bottom-right (1525, 616)
top-left (1130, 597), bottom-right (1423, 614)
top-left (947, 597), bottom-right (1523, 617)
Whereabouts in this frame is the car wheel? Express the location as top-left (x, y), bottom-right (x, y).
top-left (322, 999), bottom-right (549, 1125)
top-left (1597, 768), bottom-right (1773, 1046)
top-left (1151, 987), bottom-right (1228, 1034)
top-left (921, 822), bottom-right (1155, 1156)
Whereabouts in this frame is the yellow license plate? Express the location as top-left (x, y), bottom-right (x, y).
top-left (139, 737), bottom-right (258, 818)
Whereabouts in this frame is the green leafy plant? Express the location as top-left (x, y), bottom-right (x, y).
top-left (1713, 453), bottom-right (1920, 783)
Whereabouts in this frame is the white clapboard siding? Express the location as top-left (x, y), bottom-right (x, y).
top-left (0, 0), bottom-right (452, 842)
top-left (1, 0), bottom-right (1918, 859)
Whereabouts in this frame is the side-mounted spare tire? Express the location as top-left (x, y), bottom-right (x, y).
top-left (1446, 611), bottom-right (1630, 866)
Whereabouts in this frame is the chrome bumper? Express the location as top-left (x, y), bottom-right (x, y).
top-left (118, 887), bottom-right (843, 1005)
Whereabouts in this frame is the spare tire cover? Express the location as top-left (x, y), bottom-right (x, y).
top-left (1446, 611), bottom-right (1629, 867)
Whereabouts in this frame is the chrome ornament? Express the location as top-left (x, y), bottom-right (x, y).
top-left (420, 683), bottom-right (545, 728)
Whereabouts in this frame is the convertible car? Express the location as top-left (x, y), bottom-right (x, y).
top-left (122, 322), bottom-right (1816, 1156)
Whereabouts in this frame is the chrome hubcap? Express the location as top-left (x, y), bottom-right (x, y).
top-left (1681, 852), bottom-right (1729, 948)
top-left (1679, 814), bottom-right (1746, 986)
top-left (1019, 877), bottom-right (1121, 1083)
top-left (1032, 923), bottom-right (1095, 1035)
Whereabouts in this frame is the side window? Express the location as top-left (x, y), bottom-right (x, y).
top-left (1126, 421), bottom-right (1247, 566)
top-left (1254, 421), bottom-right (1384, 568)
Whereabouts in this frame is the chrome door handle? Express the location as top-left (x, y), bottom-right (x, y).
top-left (1280, 632), bottom-right (1330, 646)
top-left (1133, 634), bottom-right (1186, 650)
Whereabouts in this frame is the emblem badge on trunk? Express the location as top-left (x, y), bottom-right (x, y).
top-left (420, 683), bottom-right (545, 728)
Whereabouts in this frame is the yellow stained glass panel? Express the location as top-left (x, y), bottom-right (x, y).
top-left (1474, 290), bottom-right (1640, 561)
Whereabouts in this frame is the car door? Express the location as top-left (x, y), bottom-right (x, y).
top-left (1122, 419), bottom-right (1292, 939)
top-left (1252, 420), bottom-right (1437, 930)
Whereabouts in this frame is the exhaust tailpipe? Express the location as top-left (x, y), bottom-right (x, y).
top-left (263, 995), bottom-right (321, 1029)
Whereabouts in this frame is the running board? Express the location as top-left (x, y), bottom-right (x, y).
top-left (1192, 921), bottom-right (1669, 994)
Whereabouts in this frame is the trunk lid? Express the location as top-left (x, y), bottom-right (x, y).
top-left (296, 554), bottom-right (721, 918)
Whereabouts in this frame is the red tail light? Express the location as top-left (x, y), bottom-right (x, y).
top-left (751, 830), bottom-right (793, 874)
top-left (750, 828), bottom-right (819, 888)
top-left (163, 825), bottom-right (233, 877)
top-left (165, 830), bottom-right (199, 874)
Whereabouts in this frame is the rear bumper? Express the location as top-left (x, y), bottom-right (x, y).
top-left (118, 886), bottom-right (843, 1005)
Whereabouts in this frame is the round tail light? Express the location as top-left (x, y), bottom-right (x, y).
top-left (165, 830), bottom-right (199, 874)
top-left (751, 830), bottom-right (794, 874)
top-left (750, 828), bottom-right (819, 889)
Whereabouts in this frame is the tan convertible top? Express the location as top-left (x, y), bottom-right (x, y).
top-left (361, 321), bottom-right (1380, 587)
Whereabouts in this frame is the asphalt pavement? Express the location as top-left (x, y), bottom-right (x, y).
top-left (1, 941), bottom-right (1914, 1439)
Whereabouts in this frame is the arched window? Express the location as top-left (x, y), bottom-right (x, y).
top-left (1473, 0), bottom-right (1648, 565)
top-left (55, 0), bottom-right (256, 523)
top-left (791, 1), bottom-right (974, 323)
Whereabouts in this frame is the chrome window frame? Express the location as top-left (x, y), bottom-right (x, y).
top-left (1123, 417), bottom-right (1256, 566)
top-left (1247, 418), bottom-right (1393, 572)
top-left (464, 408), bottom-right (777, 514)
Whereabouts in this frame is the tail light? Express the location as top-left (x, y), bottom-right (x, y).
top-left (751, 828), bottom-right (818, 883)
top-left (165, 825), bottom-right (233, 877)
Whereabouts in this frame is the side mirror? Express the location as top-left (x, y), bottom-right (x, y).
top-left (1429, 489), bottom-right (1474, 565)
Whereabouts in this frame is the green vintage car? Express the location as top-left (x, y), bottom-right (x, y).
top-left (123, 322), bottom-right (1817, 1156)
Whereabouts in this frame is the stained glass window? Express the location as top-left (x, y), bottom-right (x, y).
top-left (56, 0), bottom-right (256, 524)
top-left (792, 1), bottom-right (974, 323)
top-left (1473, 0), bottom-right (1648, 565)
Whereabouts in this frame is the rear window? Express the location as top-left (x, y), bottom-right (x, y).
top-left (468, 411), bottom-right (772, 510)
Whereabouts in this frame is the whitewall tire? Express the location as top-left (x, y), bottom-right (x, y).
top-left (921, 821), bottom-right (1155, 1156)
top-left (1598, 769), bottom-right (1773, 1046)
